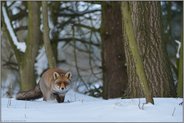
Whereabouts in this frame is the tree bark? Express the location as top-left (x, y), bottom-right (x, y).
top-left (19, 2), bottom-right (41, 91)
top-left (42, 1), bottom-right (56, 68)
top-left (101, 2), bottom-right (128, 99)
top-left (123, 2), bottom-right (176, 97)
top-left (121, 2), bottom-right (154, 104)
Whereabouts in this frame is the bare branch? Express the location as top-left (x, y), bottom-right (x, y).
top-left (1, 3), bottom-right (22, 63)
top-left (10, 8), bottom-right (28, 21)
top-left (72, 26), bottom-right (89, 90)
top-left (7, 1), bottom-right (16, 8)
top-left (73, 23), bottom-right (100, 32)
top-left (58, 9), bottom-right (101, 17)
top-left (172, 107), bottom-right (176, 116)
top-left (14, 26), bottom-right (28, 32)
top-left (58, 37), bottom-right (100, 47)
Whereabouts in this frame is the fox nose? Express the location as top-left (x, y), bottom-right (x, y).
top-left (61, 87), bottom-right (64, 90)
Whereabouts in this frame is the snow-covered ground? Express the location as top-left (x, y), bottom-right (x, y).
top-left (1, 90), bottom-right (183, 122)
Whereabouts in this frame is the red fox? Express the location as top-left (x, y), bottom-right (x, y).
top-left (16, 68), bottom-right (72, 103)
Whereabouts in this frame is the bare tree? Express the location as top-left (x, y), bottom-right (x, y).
top-left (2, 2), bottom-right (41, 91)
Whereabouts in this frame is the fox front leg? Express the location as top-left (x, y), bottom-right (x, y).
top-left (55, 94), bottom-right (65, 103)
top-left (43, 92), bottom-right (55, 101)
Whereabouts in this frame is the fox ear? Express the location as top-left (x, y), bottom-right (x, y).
top-left (53, 72), bottom-right (60, 80)
top-left (65, 72), bottom-right (72, 80)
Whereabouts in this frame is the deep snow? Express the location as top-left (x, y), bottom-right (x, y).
top-left (1, 90), bottom-right (183, 122)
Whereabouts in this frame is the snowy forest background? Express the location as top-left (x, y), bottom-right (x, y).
top-left (1, 1), bottom-right (183, 102)
top-left (1, 1), bottom-right (183, 122)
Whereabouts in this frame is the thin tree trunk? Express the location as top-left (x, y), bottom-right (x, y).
top-left (49, 2), bottom-right (61, 61)
top-left (42, 1), bottom-right (56, 68)
top-left (177, 30), bottom-right (183, 97)
top-left (123, 2), bottom-right (176, 97)
top-left (101, 2), bottom-right (128, 99)
top-left (121, 2), bottom-right (154, 104)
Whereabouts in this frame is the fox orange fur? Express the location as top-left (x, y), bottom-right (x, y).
top-left (16, 68), bottom-right (72, 103)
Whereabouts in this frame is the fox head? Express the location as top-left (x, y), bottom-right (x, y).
top-left (52, 71), bottom-right (72, 94)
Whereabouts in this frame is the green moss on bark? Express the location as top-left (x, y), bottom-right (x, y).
top-left (121, 2), bottom-right (154, 104)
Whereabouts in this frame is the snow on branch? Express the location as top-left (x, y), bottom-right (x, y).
top-left (175, 40), bottom-right (181, 58)
top-left (2, 5), bottom-right (26, 52)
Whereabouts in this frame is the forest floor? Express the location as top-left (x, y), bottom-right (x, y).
top-left (1, 90), bottom-right (183, 122)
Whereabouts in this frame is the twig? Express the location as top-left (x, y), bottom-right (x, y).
top-left (58, 37), bottom-right (100, 47)
top-left (142, 103), bottom-right (146, 110)
top-left (25, 101), bottom-right (27, 109)
top-left (172, 107), bottom-right (176, 116)
top-left (24, 101), bottom-right (27, 120)
top-left (138, 98), bottom-right (146, 110)
top-left (179, 102), bottom-right (183, 105)
top-left (7, 98), bottom-right (12, 108)
top-left (138, 98), bottom-right (141, 110)
top-left (24, 114), bottom-right (27, 119)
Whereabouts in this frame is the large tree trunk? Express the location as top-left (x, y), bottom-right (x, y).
top-left (121, 2), bottom-right (154, 104)
top-left (101, 2), bottom-right (128, 99)
top-left (123, 2), bottom-right (176, 97)
top-left (19, 2), bottom-right (41, 91)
